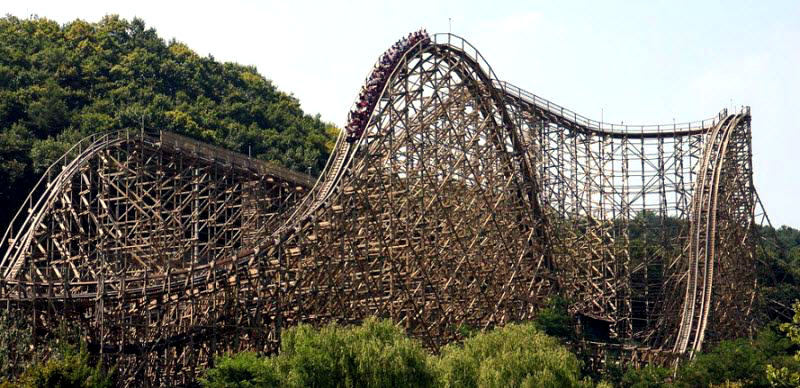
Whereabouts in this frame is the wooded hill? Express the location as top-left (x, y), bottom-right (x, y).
top-left (0, 15), bottom-right (337, 226)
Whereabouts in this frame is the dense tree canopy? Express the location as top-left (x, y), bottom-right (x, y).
top-left (0, 15), bottom-right (337, 227)
top-left (759, 225), bottom-right (800, 322)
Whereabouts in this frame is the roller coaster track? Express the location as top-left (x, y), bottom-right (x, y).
top-left (0, 130), bottom-right (313, 298)
top-left (0, 33), bottom-right (767, 385)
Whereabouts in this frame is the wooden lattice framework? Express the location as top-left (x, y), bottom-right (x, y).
top-left (0, 33), bottom-right (769, 385)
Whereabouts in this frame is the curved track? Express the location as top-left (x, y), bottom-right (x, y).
top-left (0, 33), bottom-right (767, 384)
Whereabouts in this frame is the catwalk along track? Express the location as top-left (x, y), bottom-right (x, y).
top-left (0, 32), bottom-right (771, 385)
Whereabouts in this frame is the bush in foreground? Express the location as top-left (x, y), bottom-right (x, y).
top-left (436, 323), bottom-right (590, 388)
top-left (11, 346), bottom-right (114, 388)
top-left (621, 364), bottom-right (672, 388)
top-left (201, 318), bottom-right (436, 388)
top-left (533, 296), bottom-right (574, 339)
top-left (619, 324), bottom-right (800, 388)
top-left (201, 319), bottom-right (597, 388)
top-left (200, 352), bottom-right (281, 388)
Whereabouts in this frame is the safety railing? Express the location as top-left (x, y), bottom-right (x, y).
top-left (0, 129), bottom-right (148, 278)
top-left (159, 132), bottom-right (315, 188)
top-left (0, 129), bottom-right (317, 279)
top-left (432, 33), bottom-right (750, 137)
top-left (499, 81), bottom-right (744, 136)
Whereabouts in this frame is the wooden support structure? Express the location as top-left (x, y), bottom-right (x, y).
top-left (0, 34), bottom-right (768, 385)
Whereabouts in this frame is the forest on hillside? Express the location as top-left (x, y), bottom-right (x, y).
top-left (0, 15), bottom-right (337, 227)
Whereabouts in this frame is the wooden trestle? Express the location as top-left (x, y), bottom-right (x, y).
top-left (0, 34), bottom-right (769, 385)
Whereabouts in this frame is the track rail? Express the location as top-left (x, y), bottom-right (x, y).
top-left (0, 130), bottom-right (314, 283)
top-left (0, 130), bottom-right (141, 278)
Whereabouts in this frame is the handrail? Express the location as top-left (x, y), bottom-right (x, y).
top-left (432, 33), bottom-right (750, 137)
top-left (0, 129), bottom-right (142, 275)
top-left (499, 81), bottom-right (747, 136)
top-left (159, 132), bottom-right (315, 187)
top-left (0, 129), bottom-right (316, 279)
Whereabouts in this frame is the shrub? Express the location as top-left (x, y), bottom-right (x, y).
top-left (201, 318), bottom-right (436, 388)
top-left (200, 352), bottom-right (281, 388)
top-left (0, 311), bottom-right (34, 380)
top-left (16, 346), bottom-right (114, 388)
top-left (767, 301), bottom-right (800, 387)
top-left (276, 318), bottom-right (435, 387)
top-left (621, 324), bottom-right (800, 388)
top-left (534, 296), bottom-right (574, 339)
top-left (621, 364), bottom-right (672, 388)
top-left (673, 339), bottom-right (770, 387)
top-left (436, 322), bottom-right (590, 388)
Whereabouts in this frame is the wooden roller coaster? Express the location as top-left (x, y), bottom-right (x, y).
top-left (0, 32), bottom-right (770, 386)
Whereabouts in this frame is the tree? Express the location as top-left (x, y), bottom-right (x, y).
top-left (672, 339), bottom-right (770, 387)
top-left (436, 322), bottom-right (591, 388)
top-left (15, 347), bottom-right (114, 388)
top-left (0, 15), bottom-right (338, 231)
top-left (621, 364), bottom-right (672, 388)
top-left (534, 296), bottom-right (574, 339)
top-left (200, 352), bottom-right (281, 388)
top-left (201, 318), bottom-right (436, 388)
top-left (767, 301), bottom-right (800, 387)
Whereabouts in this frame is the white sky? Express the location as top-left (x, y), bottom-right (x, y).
top-left (6, 0), bottom-right (800, 227)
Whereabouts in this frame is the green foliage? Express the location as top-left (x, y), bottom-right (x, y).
top-left (766, 364), bottom-right (800, 388)
top-left (436, 322), bottom-right (590, 388)
top-left (201, 318), bottom-right (436, 388)
top-left (534, 296), bottom-right (574, 339)
top-left (276, 318), bottom-right (436, 388)
top-left (672, 339), bottom-right (771, 387)
top-left (619, 325), bottom-right (799, 388)
top-left (456, 322), bottom-right (478, 339)
top-left (711, 382), bottom-right (747, 388)
top-left (0, 15), bottom-right (337, 228)
top-left (191, 314), bottom-right (800, 387)
top-left (0, 310), bottom-right (34, 380)
top-left (0, 317), bottom-right (115, 387)
top-left (201, 319), bottom-right (603, 388)
top-left (767, 301), bottom-right (800, 387)
top-left (621, 364), bottom-right (672, 388)
top-left (758, 226), bottom-right (800, 323)
top-left (200, 352), bottom-right (281, 388)
top-left (15, 345), bottom-right (114, 388)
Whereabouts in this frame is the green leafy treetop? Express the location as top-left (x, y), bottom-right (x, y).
top-left (767, 301), bottom-right (800, 387)
top-left (200, 318), bottom-right (609, 388)
top-left (0, 14), bottom-right (337, 228)
top-left (11, 346), bottom-right (114, 388)
top-left (201, 318), bottom-right (437, 388)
